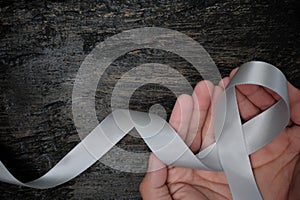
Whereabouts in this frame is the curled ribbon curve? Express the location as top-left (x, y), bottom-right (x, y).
top-left (0, 61), bottom-right (289, 200)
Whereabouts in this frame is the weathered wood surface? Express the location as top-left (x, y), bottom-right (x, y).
top-left (0, 0), bottom-right (299, 199)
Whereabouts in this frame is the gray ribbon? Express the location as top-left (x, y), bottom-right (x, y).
top-left (0, 61), bottom-right (290, 200)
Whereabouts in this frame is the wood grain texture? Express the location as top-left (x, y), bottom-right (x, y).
top-left (0, 0), bottom-right (299, 199)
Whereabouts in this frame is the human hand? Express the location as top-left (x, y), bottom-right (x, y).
top-left (139, 68), bottom-right (300, 200)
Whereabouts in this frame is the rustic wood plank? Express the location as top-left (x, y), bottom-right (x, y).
top-left (0, 0), bottom-right (299, 199)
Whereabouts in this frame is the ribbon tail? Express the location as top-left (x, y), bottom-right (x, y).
top-left (217, 88), bottom-right (262, 200)
top-left (0, 111), bottom-right (130, 189)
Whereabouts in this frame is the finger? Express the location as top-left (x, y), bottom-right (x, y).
top-left (140, 95), bottom-right (193, 200)
top-left (288, 82), bottom-right (300, 125)
top-left (220, 74), bottom-right (261, 121)
top-left (249, 83), bottom-right (300, 168)
top-left (201, 85), bottom-right (223, 149)
top-left (218, 77), bottom-right (230, 89)
top-left (231, 67), bottom-right (282, 101)
top-left (147, 94), bottom-right (193, 169)
top-left (230, 68), bottom-right (277, 111)
top-left (229, 70), bottom-right (276, 111)
top-left (235, 84), bottom-right (276, 111)
top-left (235, 87), bottom-right (261, 121)
top-left (264, 87), bottom-right (281, 100)
top-left (169, 94), bottom-right (194, 141)
top-left (220, 76), bottom-right (259, 119)
top-left (229, 67), bottom-right (239, 79)
top-left (187, 80), bottom-right (214, 153)
top-left (140, 154), bottom-right (171, 200)
top-left (228, 70), bottom-right (260, 120)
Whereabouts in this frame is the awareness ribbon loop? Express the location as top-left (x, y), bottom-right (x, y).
top-left (0, 61), bottom-right (290, 200)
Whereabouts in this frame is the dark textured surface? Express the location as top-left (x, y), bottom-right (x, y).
top-left (0, 0), bottom-right (300, 199)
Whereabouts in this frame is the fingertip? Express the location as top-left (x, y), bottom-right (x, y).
top-left (193, 80), bottom-right (214, 103)
top-left (194, 80), bottom-right (214, 94)
top-left (178, 93), bottom-right (193, 105)
top-left (170, 94), bottom-right (190, 123)
top-left (229, 67), bottom-right (239, 79)
top-left (176, 94), bottom-right (193, 120)
top-left (192, 80), bottom-right (214, 119)
top-left (218, 77), bottom-right (230, 89)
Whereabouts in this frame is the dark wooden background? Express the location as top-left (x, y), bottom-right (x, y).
top-left (0, 0), bottom-right (299, 199)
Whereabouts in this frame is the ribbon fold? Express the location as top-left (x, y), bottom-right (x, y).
top-left (0, 61), bottom-right (290, 200)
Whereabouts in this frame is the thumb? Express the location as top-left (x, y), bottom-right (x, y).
top-left (139, 154), bottom-right (172, 200)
